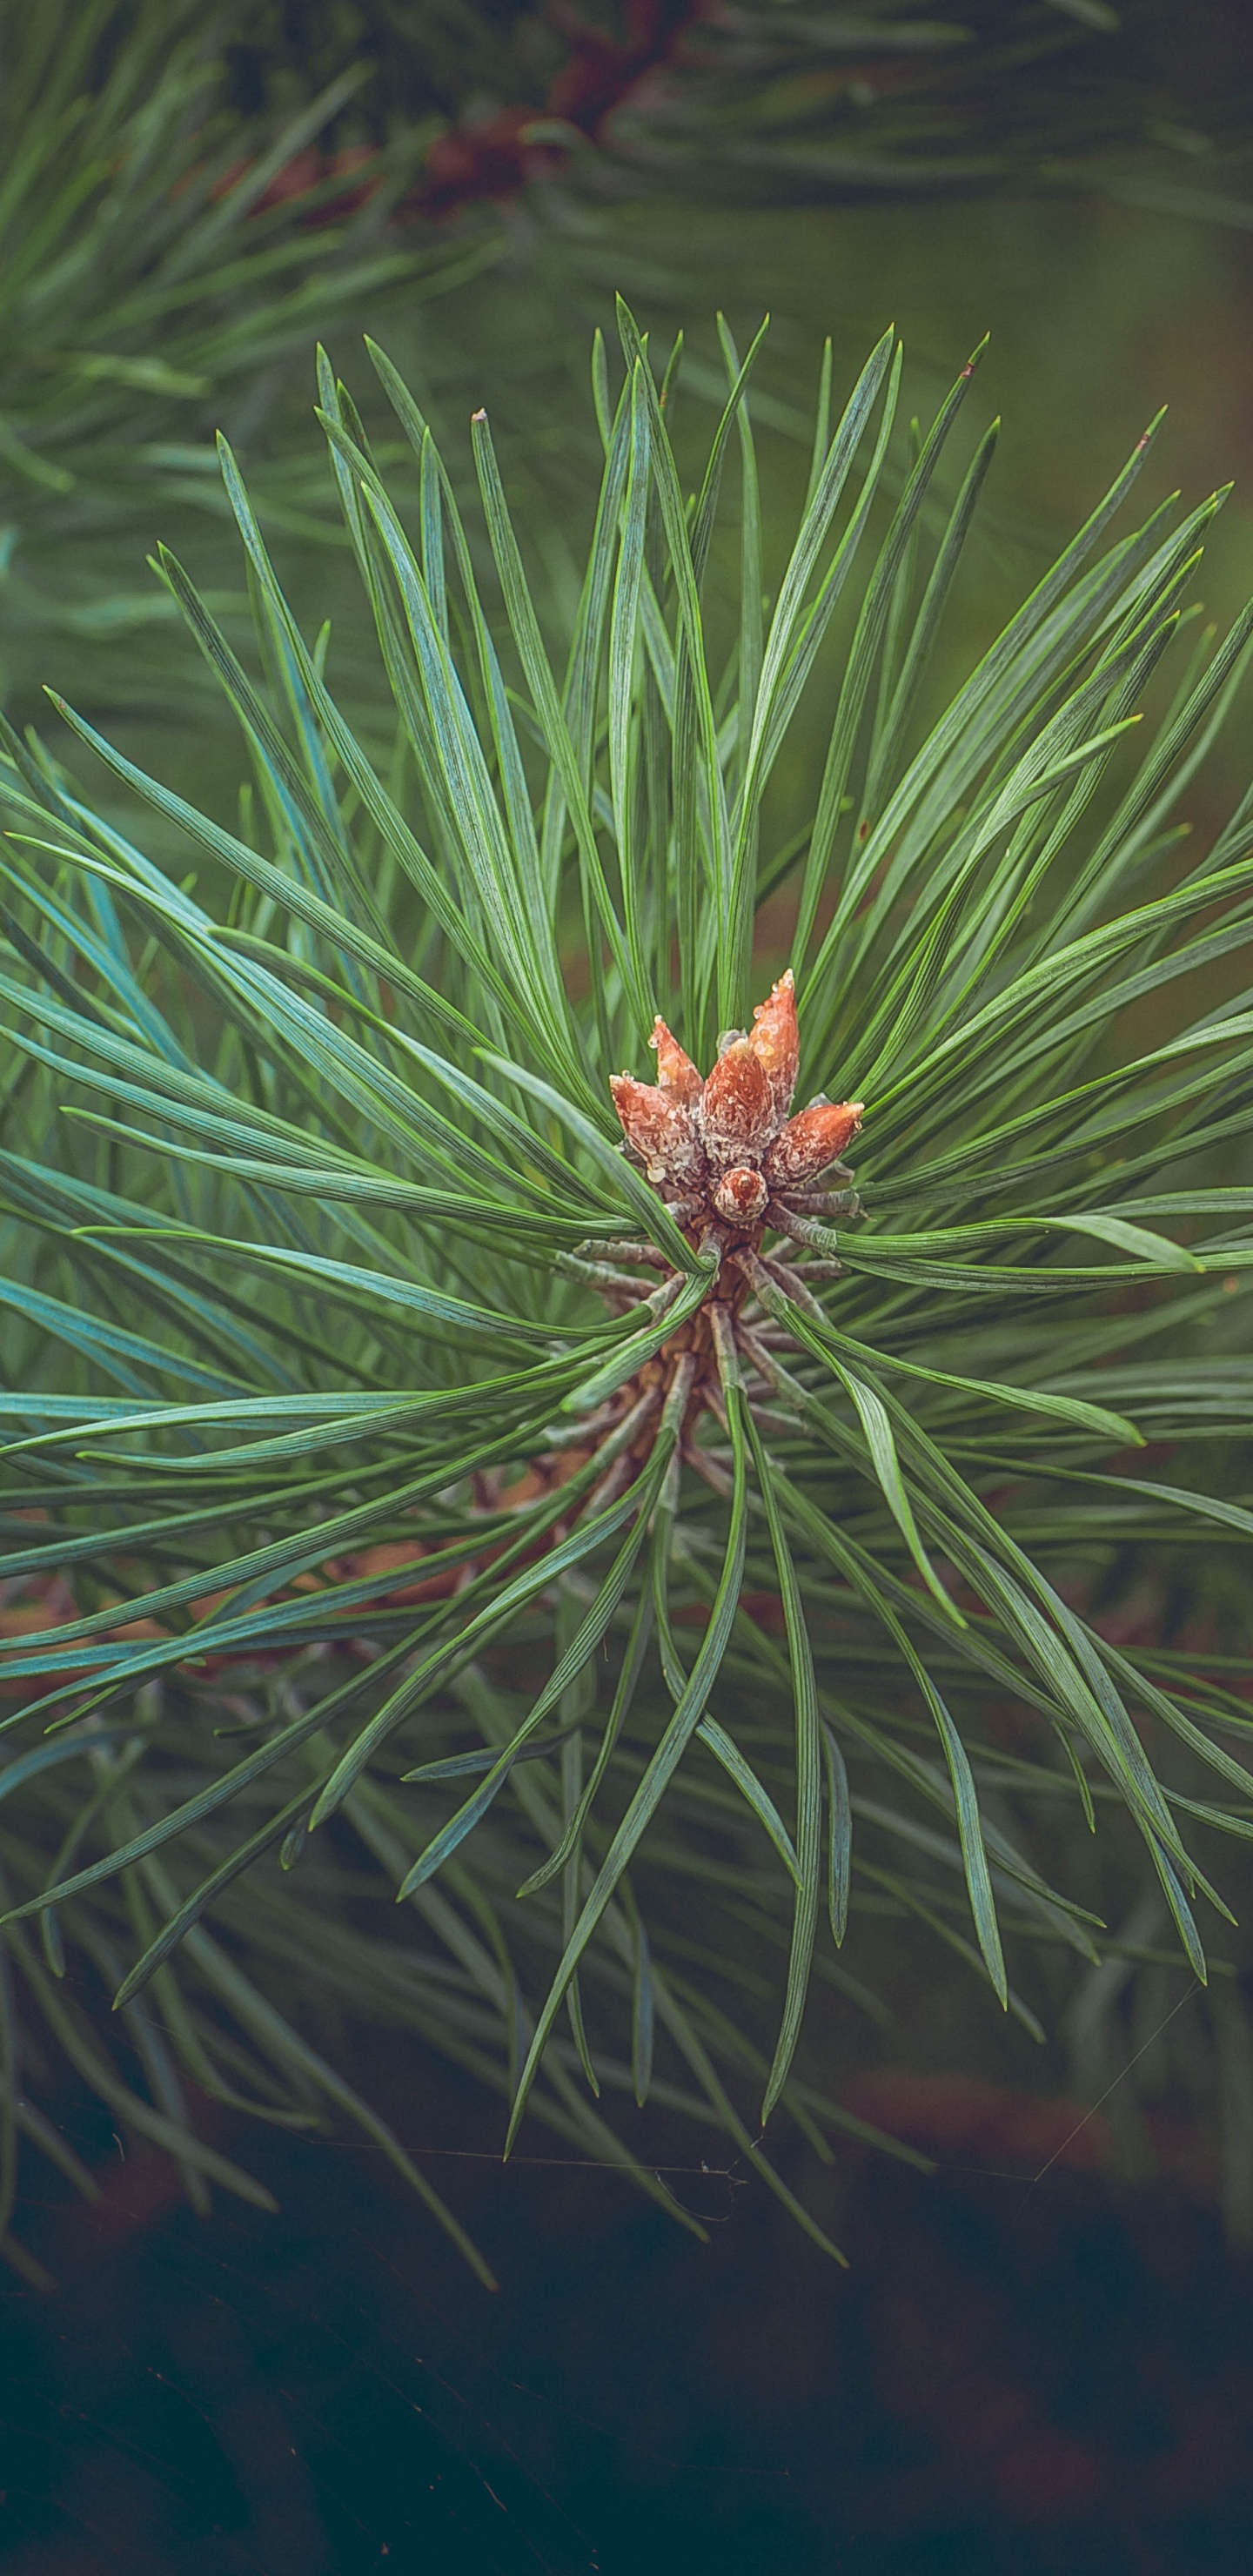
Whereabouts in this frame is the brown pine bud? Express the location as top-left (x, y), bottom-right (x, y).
top-left (714, 1165), bottom-right (769, 1224)
top-left (765, 1099), bottom-right (864, 1187)
top-left (609, 1075), bottom-right (705, 1191)
top-left (749, 968), bottom-right (800, 1125)
top-left (700, 1039), bottom-right (772, 1165)
top-left (650, 1015), bottom-right (702, 1102)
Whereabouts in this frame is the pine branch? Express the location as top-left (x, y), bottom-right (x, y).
top-left (3, 303), bottom-right (1253, 2271)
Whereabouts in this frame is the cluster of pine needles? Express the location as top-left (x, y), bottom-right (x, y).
top-left (2, 291), bottom-right (1253, 2278)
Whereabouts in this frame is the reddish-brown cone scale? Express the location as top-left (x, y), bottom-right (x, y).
top-left (747, 970), bottom-right (801, 1124)
top-left (714, 1165), bottom-right (768, 1224)
top-left (765, 1098), bottom-right (863, 1187)
top-left (652, 1017), bottom-right (703, 1102)
top-left (700, 1039), bottom-right (773, 1168)
top-left (606, 1076), bottom-right (705, 1191)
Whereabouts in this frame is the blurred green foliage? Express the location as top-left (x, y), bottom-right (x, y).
top-left (4, 0), bottom-right (1252, 776)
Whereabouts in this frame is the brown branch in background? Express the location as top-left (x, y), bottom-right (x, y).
top-left (223, 0), bottom-right (709, 228)
top-left (228, 0), bottom-right (1034, 231)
